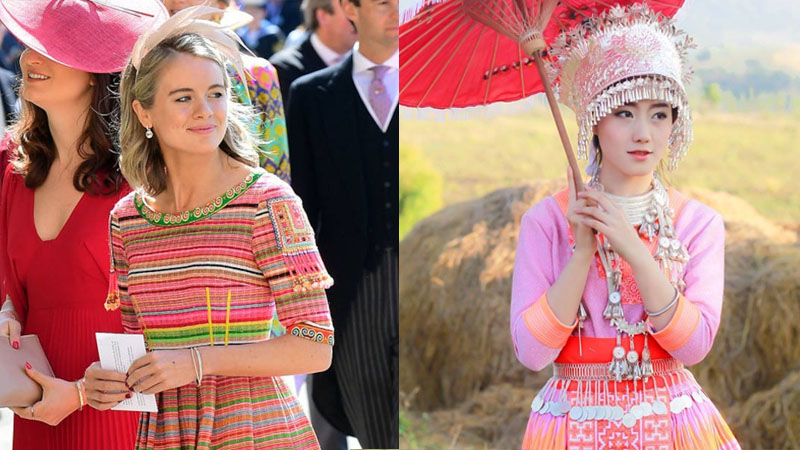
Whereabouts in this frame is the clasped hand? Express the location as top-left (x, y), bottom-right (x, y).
top-left (565, 167), bottom-right (646, 261)
top-left (84, 349), bottom-right (196, 410)
top-left (574, 189), bottom-right (646, 261)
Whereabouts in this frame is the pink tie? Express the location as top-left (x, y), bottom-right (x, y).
top-left (369, 65), bottom-right (392, 126)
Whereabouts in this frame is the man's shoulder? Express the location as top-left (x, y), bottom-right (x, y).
top-left (291, 63), bottom-right (343, 94)
top-left (270, 43), bottom-right (304, 68)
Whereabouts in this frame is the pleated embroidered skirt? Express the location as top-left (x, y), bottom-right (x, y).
top-left (522, 336), bottom-right (740, 450)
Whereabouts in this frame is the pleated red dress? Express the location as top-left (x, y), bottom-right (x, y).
top-left (0, 165), bottom-right (138, 450)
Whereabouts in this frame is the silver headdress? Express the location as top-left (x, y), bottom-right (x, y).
top-left (547, 4), bottom-right (696, 172)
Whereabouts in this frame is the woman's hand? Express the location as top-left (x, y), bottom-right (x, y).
top-left (9, 365), bottom-right (79, 425)
top-left (84, 361), bottom-right (130, 411)
top-left (574, 190), bottom-right (648, 262)
top-left (127, 349), bottom-right (195, 395)
top-left (565, 166), bottom-right (597, 257)
top-left (0, 310), bottom-right (21, 349)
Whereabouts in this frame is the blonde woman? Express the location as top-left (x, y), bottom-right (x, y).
top-left (82, 8), bottom-right (334, 450)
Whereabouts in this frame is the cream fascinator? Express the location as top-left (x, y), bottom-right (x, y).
top-left (130, 5), bottom-right (251, 100)
top-left (547, 4), bottom-right (695, 172)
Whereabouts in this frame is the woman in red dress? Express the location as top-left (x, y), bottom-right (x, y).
top-left (0, 1), bottom-right (167, 448)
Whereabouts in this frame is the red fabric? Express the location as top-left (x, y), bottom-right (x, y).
top-left (555, 335), bottom-right (671, 364)
top-left (400, 0), bottom-right (685, 109)
top-left (0, 168), bottom-right (138, 450)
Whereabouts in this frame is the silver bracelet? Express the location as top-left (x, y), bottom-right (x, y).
top-left (191, 347), bottom-right (203, 386)
top-left (189, 348), bottom-right (200, 386)
top-left (646, 288), bottom-right (680, 317)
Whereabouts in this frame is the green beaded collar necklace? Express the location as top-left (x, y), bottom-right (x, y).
top-left (135, 170), bottom-right (263, 227)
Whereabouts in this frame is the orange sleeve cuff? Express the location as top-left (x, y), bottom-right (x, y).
top-left (522, 293), bottom-right (577, 349)
top-left (649, 294), bottom-right (700, 351)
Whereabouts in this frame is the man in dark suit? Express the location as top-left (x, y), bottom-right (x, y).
top-left (269, 0), bottom-right (355, 104)
top-left (287, 0), bottom-right (398, 446)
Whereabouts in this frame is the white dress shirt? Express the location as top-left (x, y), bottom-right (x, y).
top-left (352, 42), bottom-right (399, 133)
top-left (310, 32), bottom-right (348, 67)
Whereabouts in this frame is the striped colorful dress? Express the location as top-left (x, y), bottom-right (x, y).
top-left (105, 168), bottom-right (334, 450)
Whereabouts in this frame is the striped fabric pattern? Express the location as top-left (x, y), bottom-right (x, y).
top-left (108, 169), bottom-right (333, 450)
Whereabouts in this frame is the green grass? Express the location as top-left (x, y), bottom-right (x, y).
top-left (400, 106), bottom-right (800, 224)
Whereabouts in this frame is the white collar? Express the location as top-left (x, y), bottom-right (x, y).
top-left (352, 41), bottom-right (399, 74)
top-left (309, 32), bottom-right (347, 67)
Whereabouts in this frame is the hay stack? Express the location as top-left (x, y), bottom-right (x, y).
top-left (400, 180), bottom-right (800, 419)
top-left (400, 180), bottom-right (562, 410)
top-left (726, 369), bottom-right (800, 449)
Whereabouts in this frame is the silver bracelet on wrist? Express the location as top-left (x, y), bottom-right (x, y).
top-left (190, 347), bottom-right (203, 386)
top-left (646, 288), bottom-right (680, 317)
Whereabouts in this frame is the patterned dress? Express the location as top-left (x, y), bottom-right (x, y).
top-left (229, 57), bottom-right (290, 183)
top-left (106, 168), bottom-right (333, 450)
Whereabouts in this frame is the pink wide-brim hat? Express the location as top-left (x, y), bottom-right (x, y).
top-left (0, 0), bottom-right (169, 73)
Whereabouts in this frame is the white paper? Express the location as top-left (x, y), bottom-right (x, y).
top-left (95, 333), bottom-right (158, 413)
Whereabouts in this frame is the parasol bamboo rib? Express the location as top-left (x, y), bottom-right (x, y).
top-left (483, 33), bottom-right (501, 105)
top-left (533, 50), bottom-right (584, 190)
top-left (450, 26), bottom-right (487, 108)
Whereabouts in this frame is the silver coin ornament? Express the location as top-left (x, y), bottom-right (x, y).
top-left (541, 401), bottom-right (551, 415)
top-left (626, 350), bottom-right (639, 364)
top-left (614, 406), bottom-right (624, 421)
top-left (613, 346), bottom-right (626, 359)
top-left (640, 402), bottom-right (653, 417)
top-left (692, 391), bottom-right (704, 403)
top-left (622, 412), bottom-right (637, 428)
top-left (585, 406), bottom-right (596, 421)
top-left (631, 405), bottom-right (643, 420)
top-left (652, 400), bottom-right (668, 415)
top-left (670, 398), bottom-right (683, 414)
top-left (569, 406), bottom-right (583, 421)
top-left (531, 397), bottom-right (543, 412)
top-left (609, 291), bottom-right (621, 304)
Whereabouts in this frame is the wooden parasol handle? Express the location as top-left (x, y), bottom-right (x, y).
top-left (532, 50), bottom-right (584, 191)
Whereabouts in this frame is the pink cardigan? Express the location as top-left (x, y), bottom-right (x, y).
top-left (510, 188), bottom-right (725, 371)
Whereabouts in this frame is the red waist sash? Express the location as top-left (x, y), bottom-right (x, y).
top-left (555, 334), bottom-right (672, 364)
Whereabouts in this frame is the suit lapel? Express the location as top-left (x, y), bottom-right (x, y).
top-left (319, 55), bottom-right (368, 234)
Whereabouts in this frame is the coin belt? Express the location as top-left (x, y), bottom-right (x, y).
top-left (553, 357), bottom-right (683, 380)
top-left (529, 360), bottom-right (711, 428)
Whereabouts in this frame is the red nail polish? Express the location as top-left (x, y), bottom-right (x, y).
top-left (12, 341), bottom-right (19, 349)
top-left (25, 362), bottom-right (31, 370)
top-left (125, 393), bottom-right (132, 399)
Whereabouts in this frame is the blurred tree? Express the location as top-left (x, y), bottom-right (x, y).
top-left (705, 82), bottom-right (723, 108)
top-left (400, 144), bottom-right (443, 240)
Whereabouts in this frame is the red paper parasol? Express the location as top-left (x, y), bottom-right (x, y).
top-left (400, 0), bottom-right (685, 189)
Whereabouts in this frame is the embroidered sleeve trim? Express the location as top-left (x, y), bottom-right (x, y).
top-left (522, 293), bottom-right (577, 349)
top-left (287, 321), bottom-right (334, 346)
top-left (648, 294), bottom-right (700, 351)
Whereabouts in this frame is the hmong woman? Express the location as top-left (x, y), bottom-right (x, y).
top-left (82, 7), bottom-right (334, 449)
top-left (510, 5), bottom-right (740, 449)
